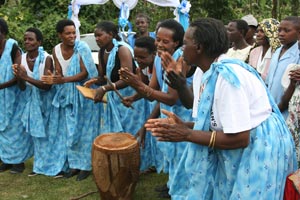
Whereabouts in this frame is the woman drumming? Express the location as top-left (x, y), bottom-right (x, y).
top-left (85, 21), bottom-right (145, 136)
top-left (146, 18), bottom-right (296, 199)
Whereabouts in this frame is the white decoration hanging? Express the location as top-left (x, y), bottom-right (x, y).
top-left (146, 0), bottom-right (180, 7)
top-left (74, 0), bottom-right (109, 5)
top-left (113, 0), bottom-right (138, 10)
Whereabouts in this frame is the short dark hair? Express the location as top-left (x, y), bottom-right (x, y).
top-left (282, 16), bottom-right (300, 30)
top-left (135, 13), bottom-right (150, 24)
top-left (190, 18), bottom-right (229, 59)
top-left (156, 19), bottom-right (184, 50)
top-left (230, 19), bottom-right (249, 37)
top-left (95, 21), bottom-right (121, 41)
top-left (26, 27), bottom-right (43, 43)
top-left (135, 36), bottom-right (156, 54)
top-left (0, 18), bottom-right (8, 35)
top-left (56, 19), bottom-right (75, 33)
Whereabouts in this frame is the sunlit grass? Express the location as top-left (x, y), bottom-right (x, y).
top-left (0, 158), bottom-right (168, 200)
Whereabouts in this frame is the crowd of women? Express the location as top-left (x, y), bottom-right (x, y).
top-left (0, 11), bottom-right (299, 199)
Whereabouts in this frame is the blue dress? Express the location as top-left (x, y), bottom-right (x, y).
top-left (0, 39), bottom-right (33, 164)
top-left (170, 59), bottom-right (296, 200)
top-left (19, 48), bottom-right (57, 175)
top-left (100, 39), bottom-right (146, 136)
top-left (155, 49), bottom-right (194, 188)
top-left (266, 41), bottom-right (300, 119)
top-left (47, 41), bottom-right (100, 175)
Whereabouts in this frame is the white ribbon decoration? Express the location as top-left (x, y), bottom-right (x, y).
top-left (74, 0), bottom-right (109, 5)
top-left (69, 0), bottom-right (189, 41)
top-left (146, 0), bottom-right (180, 7)
top-left (113, 0), bottom-right (138, 10)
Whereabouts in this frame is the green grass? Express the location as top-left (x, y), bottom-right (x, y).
top-left (0, 159), bottom-right (168, 200)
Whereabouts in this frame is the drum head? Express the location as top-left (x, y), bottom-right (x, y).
top-left (94, 133), bottom-right (138, 152)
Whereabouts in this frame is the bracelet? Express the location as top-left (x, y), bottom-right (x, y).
top-left (112, 82), bottom-right (116, 90)
top-left (212, 131), bottom-right (217, 148)
top-left (208, 130), bottom-right (217, 148)
top-left (101, 86), bottom-right (107, 92)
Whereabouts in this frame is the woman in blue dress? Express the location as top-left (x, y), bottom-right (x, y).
top-left (12, 27), bottom-right (55, 176)
top-left (120, 19), bottom-right (194, 198)
top-left (42, 19), bottom-right (99, 181)
top-left (145, 18), bottom-right (296, 200)
top-left (86, 21), bottom-right (146, 136)
top-left (0, 18), bottom-right (32, 174)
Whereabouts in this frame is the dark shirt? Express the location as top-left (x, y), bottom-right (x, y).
top-left (100, 45), bottom-right (136, 82)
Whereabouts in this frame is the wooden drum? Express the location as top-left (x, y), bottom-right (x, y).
top-left (92, 133), bottom-right (140, 200)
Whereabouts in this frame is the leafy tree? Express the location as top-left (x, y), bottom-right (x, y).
top-left (0, 0), bottom-right (298, 52)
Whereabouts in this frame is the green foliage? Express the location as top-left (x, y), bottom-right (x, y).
top-left (0, 0), bottom-right (297, 53)
top-left (129, 0), bottom-right (175, 31)
top-left (0, 3), bottom-right (31, 50)
top-left (198, 0), bottom-right (237, 23)
top-left (37, 13), bottom-right (65, 53)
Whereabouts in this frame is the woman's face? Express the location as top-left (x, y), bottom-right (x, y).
top-left (227, 22), bottom-right (241, 43)
top-left (182, 27), bottom-right (198, 66)
top-left (59, 25), bottom-right (76, 46)
top-left (134, 46), bottom-right (155, 69)
top-left (255, 26), bottom-right (268, 46)
top-left (24, 31), bottom-right (40, 52)
top-left (155, 27), bottom-right (178, 56)
top-left (94, 28), bottom-right (112, 48)
top-left (278, 20), bottom-right (299, 46)
top-left (135, 17), bottom-right (149, 34)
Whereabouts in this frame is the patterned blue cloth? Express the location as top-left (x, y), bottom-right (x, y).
top-left (170, 59), bottom-right (296, 200)
top-left (19, 48), bottom-right (60, 175)
top-left (46, 40), bottom-right (100, 175)
top-left (138, 99), bottom-right (155, 171)
top-left (100, 39), bottom-right (146, 136)
top-left (155, 49), bottom-right (194, 188)
top-left (266, 41), bottom-right (300, 119)
top-left (0, 39), bottom-right (33, 164)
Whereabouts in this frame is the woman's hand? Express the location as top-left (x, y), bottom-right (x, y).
top-left (145, 109), bottom-right (190, 142)
top-left (290, 68), bottom-right (300, 81)
top-left (165, 71), bottom-right (186, 90)
top-left (161, 51), bottom-right (182, 73)
top-left (94, 86), bottom-right (106, 103)
top-left (12, 64), bottom-right (28, 79)
top-left (83, 78), bottom-right (99, 88)
top-left (122, 95), bottom-right (134, 108)
top-left (41, 70), bottom-right (64, 85)
top-left (136, 126), bottom-right (146, 148)
top-left (119, 67), bottom-right (142, 88)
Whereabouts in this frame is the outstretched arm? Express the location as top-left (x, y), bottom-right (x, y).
top-left (120, 63), bottom-right (179, 106)
top-left (145, 110), bottom-right (250, 150)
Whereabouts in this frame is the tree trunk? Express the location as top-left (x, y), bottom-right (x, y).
top-left (272, 0), bottom-right (277, 19)
top-left (291, 0), bottom-right (299, 16)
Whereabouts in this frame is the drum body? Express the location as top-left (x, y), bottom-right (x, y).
top-left (92, 133), bottom-right (140, 200)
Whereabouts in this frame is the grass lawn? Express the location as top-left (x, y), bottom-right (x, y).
top-left (0, 159), bottom-right (168, 200)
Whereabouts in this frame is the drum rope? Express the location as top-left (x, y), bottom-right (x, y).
top-left (69, 190), bottom-right (98, 200)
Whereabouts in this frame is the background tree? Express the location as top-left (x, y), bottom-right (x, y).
top-left (0, 0), bottom-right (298, 52)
